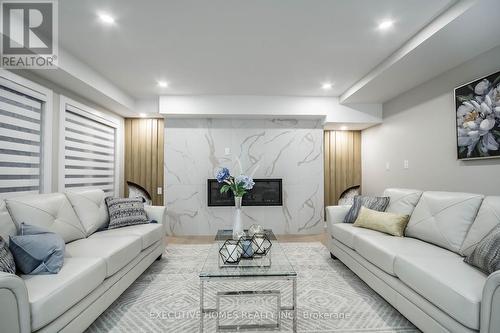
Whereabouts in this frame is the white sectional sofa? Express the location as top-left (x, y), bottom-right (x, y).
top-left (326, 188), bottom-right (500, 333)
top-left (0, 189), bottom-right (167, 333)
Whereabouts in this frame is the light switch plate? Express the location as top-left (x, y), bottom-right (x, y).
top-left (224, 147), bottom-right (231, 155)
top-left (404, 160), bottom-right (409, 169)
top-left (157, 187), bottom-right (163, 195)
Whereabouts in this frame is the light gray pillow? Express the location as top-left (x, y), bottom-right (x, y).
top-left (464, 225), bottom-right (500, 274)
top-left (0, 236), bottom-right (15, 274)
top-left (9, 224), bottom-right (65, 275)
top-left (344, 195), bottom-right (390, 223)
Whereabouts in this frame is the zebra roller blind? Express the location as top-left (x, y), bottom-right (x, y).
top-left (0, 85), bottom-right (44, 199)
top-left (64, 109), bottom-right (116, 195)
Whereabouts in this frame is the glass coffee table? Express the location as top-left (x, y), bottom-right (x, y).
top-left (199, 230), bottom-right (297, 332)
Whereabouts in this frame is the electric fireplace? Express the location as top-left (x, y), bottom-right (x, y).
top-left (207, 179), bottom-right (282, 206)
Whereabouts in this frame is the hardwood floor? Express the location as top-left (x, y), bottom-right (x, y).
top-left (166, 231), bottom-right (328, 246)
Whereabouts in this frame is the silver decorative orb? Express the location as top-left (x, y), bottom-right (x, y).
top-left (233, 230), bottom-right (246, 241)
top-left (248, 224), bottom-right (264, 237)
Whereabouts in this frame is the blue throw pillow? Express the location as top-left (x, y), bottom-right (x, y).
top-left (9, 224), bottom-right (65, 275)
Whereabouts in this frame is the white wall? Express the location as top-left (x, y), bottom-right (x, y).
top-left (165, 118), bottom-right (324, 236)
top-left (160, 95), bottom-right (382, 129)
top-left (9, 70), bottom-right (125, 195)
top-left (362, 45), bottom-right (500, 196)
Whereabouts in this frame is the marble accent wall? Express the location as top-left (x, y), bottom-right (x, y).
top-left (164, 118), bottom-right (324, 235)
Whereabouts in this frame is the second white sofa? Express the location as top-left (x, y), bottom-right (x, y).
top-left (327, 188), bottom-right (500, 333)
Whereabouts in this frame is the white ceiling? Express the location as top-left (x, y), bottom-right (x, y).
top-left (341, 0), bottom-right (500, 103)
top-left (58, 0), bottom-right (456, 99)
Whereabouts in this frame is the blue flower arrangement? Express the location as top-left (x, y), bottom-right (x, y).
top-left (215, 167), bottom-right (255, 197)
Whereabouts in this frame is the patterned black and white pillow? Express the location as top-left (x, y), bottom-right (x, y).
top-left (344, 195), bottom-right (390, 223)
top-left (0, 236), bottom-right (16, 274)
top-left (105, 197), bottom-right (149, 230)
top-left (464, 225), bottom-right (500, 274)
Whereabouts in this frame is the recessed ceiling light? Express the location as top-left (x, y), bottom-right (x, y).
top-left (378, 20), bottom-right (394, 30)
top-left (340, 126), bottom-right (348, 131)
top-left (157, 80), bottom-right (169, 88)
top-left (322, 82), bottom-right (333, 90)
top-left (98, 12), bottom-right (115, 25)
top-left (139, 113), bottom-right (147, 117)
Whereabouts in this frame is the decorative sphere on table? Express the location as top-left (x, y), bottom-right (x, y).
top-left (248, 224), bottom-right (264, 237)
top-left (234, 230), bottom-right (246, 241)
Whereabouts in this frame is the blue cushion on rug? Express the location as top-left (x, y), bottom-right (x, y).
top-left (9, 223), bottom-right (65, 275)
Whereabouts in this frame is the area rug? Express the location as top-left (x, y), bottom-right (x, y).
top-left (86, 242), bottom-right (419, 332)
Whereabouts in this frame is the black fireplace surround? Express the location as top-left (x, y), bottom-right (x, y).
top-left (207, 179), bottom-right (282, 206)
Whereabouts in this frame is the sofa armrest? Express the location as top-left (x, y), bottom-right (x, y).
top-left (325, 205), bottom-right (351, 235)
top-left (481, 270), bottom-right (500, 333)
top-left (0, 272), bottom-right (30, 333)
top-left (145, 205), bottom-right (167, 234)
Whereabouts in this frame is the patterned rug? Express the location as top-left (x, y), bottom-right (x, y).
top-left (86, 243), bottom-right (419, 333)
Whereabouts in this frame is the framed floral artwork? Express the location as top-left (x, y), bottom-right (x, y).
top-left (455, 70), bottom-right (500, 160)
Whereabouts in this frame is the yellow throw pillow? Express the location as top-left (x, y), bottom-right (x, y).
top-left (353, 206), bottom-right (410, 237)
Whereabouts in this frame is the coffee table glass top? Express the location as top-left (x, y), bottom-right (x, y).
top-left (214, 229), bottom-right (277, 241)
top-left (200, 230), bottom-right (296, 278)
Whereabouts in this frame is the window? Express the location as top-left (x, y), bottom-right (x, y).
top-left (60, 97), bottom-right (118, 196)
top-left (0, 71), bottom-right (52, 199)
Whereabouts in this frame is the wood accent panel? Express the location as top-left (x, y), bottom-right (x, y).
top-left (124, 118), bottom-right (164, 205)
top-left (324, 130), bottom-right (361, 206)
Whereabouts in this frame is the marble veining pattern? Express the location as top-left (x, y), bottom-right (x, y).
top-left (164, 118), bottom-right (324, 235)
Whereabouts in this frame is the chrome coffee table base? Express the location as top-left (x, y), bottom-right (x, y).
top-left (200, 276), bottom-right (297, 332)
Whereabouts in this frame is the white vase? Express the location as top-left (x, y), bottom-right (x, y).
top-left (232, 196), bottom-right (244, 240)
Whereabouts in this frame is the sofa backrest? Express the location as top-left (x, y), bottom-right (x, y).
top-left (383, 188), bottom-right (423, 216)
top-left (0, 200), bottom-right (16, 244)
top-left (460, 196), bottom-right (500, 257)
top-left (5, 193), bottom-right (86, 243)
top-left (405, 191), bottom-right (483, 253)
top-left (66, 189), bottom-right (109, 236)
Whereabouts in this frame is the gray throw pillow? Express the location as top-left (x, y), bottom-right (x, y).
top-left (105, 197), bottom-right (149, 230)
top-left (464, 225), bottom-right (500, 274)
top-left (344, 195), bottom-right (390, 223)
top-left (9, 224), bottom-right (65, 275)
top-left (0, 236), bottom-right (16, 274)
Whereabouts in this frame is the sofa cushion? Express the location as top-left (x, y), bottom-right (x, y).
top-left (89, 223), bottom-right (163, 250)
top-left (105, 197), bottom-right (149, 230)
top-left (0, 200), bottom-right (16, 243)
top-left (23, 257), bottom-right (106, 331)
top-left (344, 195), bottom-right (390, 223)
top-left (394, 251), bottom-right (487, 330)
top-left (9, 224), bottom-right (65, 275)
top-left (353, 207), bottom-right (410, 237)
top-left (354, 232), bottom-right (448, 276)
top-left (330, 223), bottom-right (381, 249)
top-left (461, 196), bottom-right (500, 257)
top-left (464, 224), bottom-right (500, 274)
top-left (64, 236), bottom-right (141, 277)
top-left (66, 189), bottom-right (109, 236)
top-left (5, 193), bottom-right (86, 243)
top-left (0, 235), bottom-right (15, 274)
top-left (405, 191), bottom-right (483, 253)
top-left (383, 188), bottom-right (423, 216)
